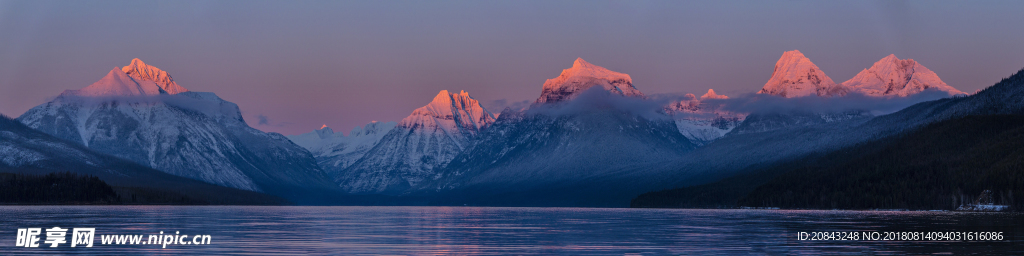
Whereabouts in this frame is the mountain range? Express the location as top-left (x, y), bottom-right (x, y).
top-left (7, 52), bottom-right (1010, 209)
top-left (279, 53), bottom-right (976, 206)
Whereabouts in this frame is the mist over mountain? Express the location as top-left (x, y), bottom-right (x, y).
top-left (417, 60), bottom-right (698, 206)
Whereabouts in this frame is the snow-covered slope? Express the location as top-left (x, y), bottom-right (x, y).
top-left (665, 89), bottom-right (744, 146)
top-left (758, 50), bottom-right (846, 98)
top-left (535, 58), bottom-right (643, 104)
top-left (16, 59), bottom-right (337, 202)
top-left (287, 121), bottom-right (397, 177)
top-left (335, 90), bottom-right (495, 194)
top-left (433, 107), bottom-right (695, 194)
top-left (842, 54), bottom-right (965, 97)
top-left (0, 114), bottom-right (286, 204)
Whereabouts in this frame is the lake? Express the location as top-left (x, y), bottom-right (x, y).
top-left (1, 206), bottom-right (1021, 255)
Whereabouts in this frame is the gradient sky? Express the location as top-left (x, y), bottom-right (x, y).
top-left (1, 0), bottom-right (1022, 135)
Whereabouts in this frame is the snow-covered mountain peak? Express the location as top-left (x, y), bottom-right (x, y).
top-left (701, 89), bottom-right (728, 99)
top-left (400, 90), bottom-right (496, 132)
top-left (19, 62), bottom-right (337, 197)
top-left (121, 58), bottom-right (188, 94)
top-left (315, 125), bottom-right (334, 139)
top-left (535, 58), bottom-right (644, 104)
top-left (68, 67), bottom-right (165, 97)
top-left (336, 91), bottom-right (495, 194)
top-left (570, 57), bottom-right (600, 70)
top-left (841, 54), bottom-right (965, 97)
top-left (288, 121), bottom-right (397, 152)
top-left (663, 88), bottom-right (744, 146)
top-left (758, 50), bottom-right (845, 98)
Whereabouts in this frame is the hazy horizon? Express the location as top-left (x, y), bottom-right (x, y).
top-left (2, 0), bottom-right (1022, 135)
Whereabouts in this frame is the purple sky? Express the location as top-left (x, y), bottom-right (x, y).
top-left (1, 1), bottom-right (1022, 135)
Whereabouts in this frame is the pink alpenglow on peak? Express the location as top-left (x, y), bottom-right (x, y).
top-left (535, 58), bottom-right (644, 104)
top-left (121, 58), bottom-right (188, 94)
top-left (314, 125), bottom-right (334, 139)
top-left (758, 50), bottom-right (846, 98)
top-left (841, 54), bottom-right (965, 97)
top-left (700, 89), bottom-right (728, 100)
top-left (68, 67), bottom-right (165, 97)
top-left (399, 90), bottom-right (496, 134)
top-left (62, 59), bottom-right (189, 97)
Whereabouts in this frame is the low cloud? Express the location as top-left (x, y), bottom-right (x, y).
top-left (527, 87), bottom-right (676, 120)
top-left (253, 114), bottom-right (292, 127)
top-left (708, 89), bottom-right (953, 115)
top-left (523, 87), bottom-right (955, 120)
top-left (257, 114), bottom-right (271, 125)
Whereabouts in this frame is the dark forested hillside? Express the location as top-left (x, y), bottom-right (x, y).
top-left (740, 114), bottom-right (1024, 210)
top-left (634, 114), bottom-right (1024, 211)
top-left (0, 172), bottom-right (118, 204)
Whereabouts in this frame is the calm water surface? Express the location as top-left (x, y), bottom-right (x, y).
top-left (0, 206), bottom-right (1021, 255)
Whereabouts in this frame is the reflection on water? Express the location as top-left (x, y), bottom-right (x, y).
top-left (0, 206), bottom-right (1021, 255)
